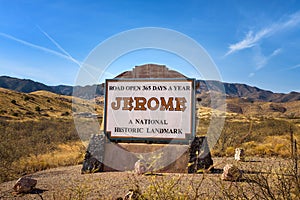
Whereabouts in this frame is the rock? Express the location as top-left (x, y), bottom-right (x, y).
top-left (221, 164), bottom-right (242, 181)
top-left (81, 134), bottom-right (105, 174)
top-left (188, 136), bottom-right (214, 173)
top-left (234, 148), bottom-right (245, 161)
top-left (81, 150), bottom-right (103, 174)
top-left (134, 160), bottom-right (147, 175)
top-left (13, 177), bottom-right (37, 193)
top-left (124, 189), bottom-right (142, 200)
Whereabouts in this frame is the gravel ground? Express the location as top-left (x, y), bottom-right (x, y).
top-left (0, 157), bottom-right (295, 200)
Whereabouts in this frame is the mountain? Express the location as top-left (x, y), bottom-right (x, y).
top-left (0, 76), bottom-right (104, 99)
top-left (0, 64), bottom-right (299, 102)
top-left (196, 80), bottom-right (300, 103)
top-left (0, 76), bottom-right (55, 93)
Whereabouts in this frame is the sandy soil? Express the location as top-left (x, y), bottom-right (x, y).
top-left (0, 157), bottom-right (294, 200)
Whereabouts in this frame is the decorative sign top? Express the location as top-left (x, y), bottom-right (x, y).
top-left (104, 79), bottom-right (195, 143)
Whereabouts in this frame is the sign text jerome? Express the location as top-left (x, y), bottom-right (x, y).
top-left (104, 79), bottom-right (195, 143)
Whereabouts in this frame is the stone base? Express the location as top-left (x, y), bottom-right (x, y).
top-left (103, 143), bottom-right (189, 173)
top-left (82, 135), bottom-right (214, 174)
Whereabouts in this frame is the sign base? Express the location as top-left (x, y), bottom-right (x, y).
top-left (103, 143), bottom-right (189, 173)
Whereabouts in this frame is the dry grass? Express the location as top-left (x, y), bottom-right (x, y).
top-left (0, 88), bottom-right (102, 120)
top-left (12, 141), bottom-right (85, 174)
top-left (198, 105), bottom-right (300, 157)
top-left (0, 118), bottom-right (94, 183)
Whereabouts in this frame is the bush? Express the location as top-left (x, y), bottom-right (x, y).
top-left (212, 118), bottom-right (299, 157)
top-left (35, 106), bottom-right (41, 112)
top-left (24, 96), bottom-right (30, 101)
top-left (0, 118), bottom-right (82, 183)
top-left (11, 100), bottom-right (16, 104)
top-left (61, 111), bottom-right (70, 116)
top-left (12, 112), bottom-right (18, 117)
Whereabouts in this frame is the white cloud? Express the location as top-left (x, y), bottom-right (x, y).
top-left (0, 32), bottom-right (74, 62)
top-left (0, 31), bottom-right (105, 84)
top-left (225, 11), bottom-right (300, 56)
top-left (270, 48), bottom-right (282, 57)
top-left (37, 26), bottom-right (81, 66)
top-left (287, 63), bottom-right (300, 70)
top-left (248, 72), bottom-right (255, 77)
top-left (254, 48), bottom-right (282, 70)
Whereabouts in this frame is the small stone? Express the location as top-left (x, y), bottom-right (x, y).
top-left (134, 160), bottom-right (147, 175)
top-left (124, 189), bottom-right (142, 200)
top-left (221, 164), bottom-right (242, 181)
top-left (13, 177), bottom-right (37, 193)
top-left (234, 148), bottom-right (245, 161)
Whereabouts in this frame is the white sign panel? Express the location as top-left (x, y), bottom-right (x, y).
top-left (104, 79), bottom-right (195, 143)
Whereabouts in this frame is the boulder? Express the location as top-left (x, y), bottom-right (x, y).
top-left (188, 136), bottom-right (214, 173)
top-left (221, 164), bottom-right (242, 181)
top-left (13, 177), bottom-right (37, 193)
top-left (234, 148), bottom-right (245, 161)
top-left (81, 150), bottom-right (103, 174)
top-left (81, 134), bottom-right (105, 174)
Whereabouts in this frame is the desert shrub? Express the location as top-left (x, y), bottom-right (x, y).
top-left (12, 112), bottom-right (18, 117)
top-left (0, 118), bottom-right (82, 182)
top-left (287, 112), bottom-right (297, 119)
top-left (212, 158), bottom-right (300, 200)
top-left (35, 106), bottom-right (41, 112)
top-left (124, 156), bottom-right (300, 200)
top-left (11, 99), bottom-right (16, 104)
top-left (26, 111), bottom-right (34, 115)
top-left (126, 173), bottom-right (206, 200)
top-left (23, 96), bottom-right (30, 101)
top-left (61, 111), bottom-right (70, 116)
top-left (212, 118), bottom-right (299, 157)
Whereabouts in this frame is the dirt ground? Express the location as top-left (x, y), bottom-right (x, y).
top-left (0, 157), bottom-right (296, 200)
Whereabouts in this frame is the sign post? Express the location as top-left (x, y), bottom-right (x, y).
top-left (104, 79), bottom-right (196, 144)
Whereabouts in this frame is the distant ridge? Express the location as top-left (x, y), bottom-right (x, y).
top-left (0, 76), bottom-right (55, 93)
top-left (0, 64), bottom-right (299, 102)
top-left (0, 76), bottom-right (103, 99)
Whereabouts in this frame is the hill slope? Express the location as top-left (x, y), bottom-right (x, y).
top-left (0, 88), bottom-right (102, 120)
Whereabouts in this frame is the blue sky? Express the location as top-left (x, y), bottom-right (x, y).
top-left (0, 0), bottom-right (300, 93)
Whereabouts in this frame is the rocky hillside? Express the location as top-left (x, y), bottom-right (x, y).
top-left (0, 76), bottom-right (104, 98)
top-left (197, 80), bottom-right (300, 103)
top-left (0, 88), bottom-right (102, 120)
